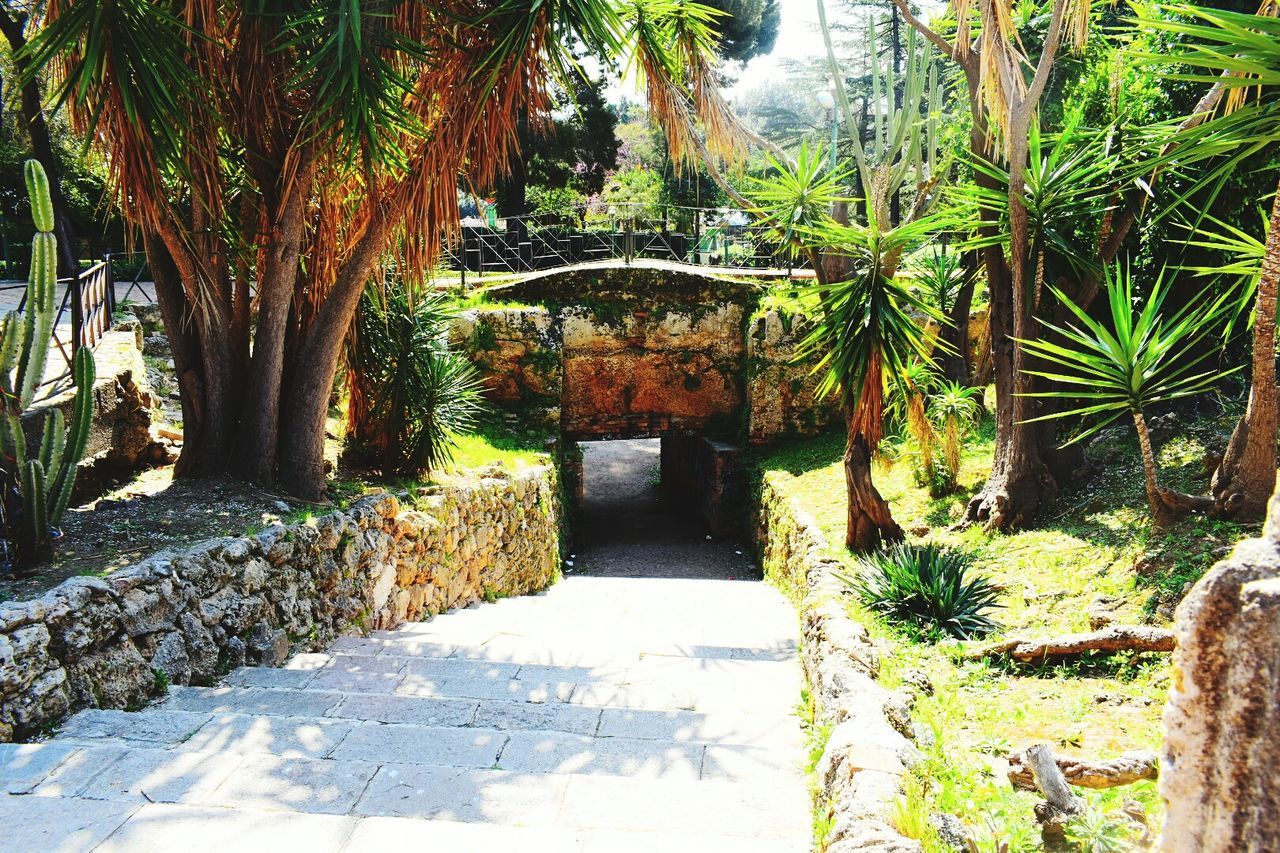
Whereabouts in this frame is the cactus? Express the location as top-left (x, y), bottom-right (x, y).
top-left (0, 161), bottom-right (96, 568)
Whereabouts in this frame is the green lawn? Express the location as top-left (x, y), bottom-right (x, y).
top-left (754, 405), bottom-right (1255, 852)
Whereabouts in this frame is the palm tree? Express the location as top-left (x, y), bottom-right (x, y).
top-left (751, 149), bottom-right (945, 550)
top-left (1018, 264), bottom-right (1239, 527)
top-left (25, 0), bottom-right (737, 501)
top-left (1130, 2), bottom-right (1280, 520)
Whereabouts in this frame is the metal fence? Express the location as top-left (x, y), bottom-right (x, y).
top-left (445, 203), bottom-right (805, 284)
top-left (0, 255), bottom-right (119, 389)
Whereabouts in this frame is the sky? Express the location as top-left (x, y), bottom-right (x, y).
top-left (724, 3), bottom-right (855, 99)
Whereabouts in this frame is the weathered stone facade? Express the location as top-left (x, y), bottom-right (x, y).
top-left (451, 262), bottom-right (836, 446)
top-left (1159, 487), bottom-right (1280, 851)
top-left (0, 464), bottom-right (561, 743)
top-left (757, 473), bottom-right (922, 852)
top-left (747, 309), bottom-right (841, 444)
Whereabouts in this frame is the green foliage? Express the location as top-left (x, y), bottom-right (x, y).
top-left (351, 282), bottom-right (484, 477)
top-left (910, 246), bottom-right (969, 314)
top-left (836, 543), bottom-right (1001, 640)
top-left (1018, 262), bottom-right (1241, 444)
top-left (1064, 800), bottom-right (1141, 853)
top-left (0, 161), bottom-right (97, 570)
top-left (930, 382), bottom-right (984, 493)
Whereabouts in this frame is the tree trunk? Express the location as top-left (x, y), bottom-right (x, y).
top-left (145, 232), bottom-right (238, 477)
top-left (237, 186), bottom-right (308, 484)
top-left (963, 90), bottom-right (1056, 529)
top-left (277, 219), bottom-right (391, 501)
top-left (844, 420), bottom-right (903, 552)
top-left (1135, 409), bottom-right (1213, 527)
top-left (1212, 182), bottom-right (1280, 520)
top-left (0, 10), bottom-right (81, 278)
top-left (938, 251), bottom-right (978, 383)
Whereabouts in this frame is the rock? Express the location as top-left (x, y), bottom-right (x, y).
top-left (247, 622), bottom-right (289, 667)
top-left (1159, 492), bottom-right (1280, 852)
top-left (150, 631), bottom-right (191, 684)
top-left (142, 334), bottom-right (171, 357)
top-left (63, 641), bottom-right (152, 710)
top-left (930, 813), bottom-right (969, 851)
top-left (1087, 594), bottom-right (1123, 630)
top-left (223, 636), bottom-right (247, 670)
top-left (901, 669), bottom-right (934, 696)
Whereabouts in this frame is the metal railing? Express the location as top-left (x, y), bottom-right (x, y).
top-left (0, 254), bottom-right (118, 389)
top-left (445, 203), bottom-right (807, 284)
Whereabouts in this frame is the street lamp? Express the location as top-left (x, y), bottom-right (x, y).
top-left (815, 89), bottom-right (838, 173)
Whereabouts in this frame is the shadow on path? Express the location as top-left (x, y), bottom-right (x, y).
top-left (573, 438), bottom-right (758, 581)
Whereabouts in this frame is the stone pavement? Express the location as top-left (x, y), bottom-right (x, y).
top-left (0, 575), bottom-right (810, 851)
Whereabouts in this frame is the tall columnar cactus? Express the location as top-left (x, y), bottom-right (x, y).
top-left (0, 161), bottom-right (96, 567)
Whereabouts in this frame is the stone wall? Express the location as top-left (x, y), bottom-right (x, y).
top-left (1159, 487), bottom-right (1280, 851)
top-left (0, 464), bottom-right (561, 743)
top-left (27, 326), bottom-right (170, 500)
top-left (757, 474), bottom-right (922, 852)
top-left (746, 310), bottom-right (841, 445)
top-left (452, 263), bottom-right (835, 445)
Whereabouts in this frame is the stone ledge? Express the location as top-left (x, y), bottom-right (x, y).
top-left (756, 473), bottom-right (921, 852)
top-left (0, 464), bottom-right (561, 743)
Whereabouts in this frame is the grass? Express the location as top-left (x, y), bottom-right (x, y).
top-left (443, 419), bottom-right (551, 473)
top-left (754, 400), bottom-right (1256, 852)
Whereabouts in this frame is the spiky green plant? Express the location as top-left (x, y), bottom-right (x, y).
top-left (837, 542), bottom-right (1001, 640)
top-left (0, 160), bottom-right (97, 569)
top-left (912, 246), bottom-right (968, 315)
top-left (929, 381), bottom-right (984, 492)
top-left (1018, 262), bottom-right (1240, 525)
top-left (348, 282), bottom-right (484, 477)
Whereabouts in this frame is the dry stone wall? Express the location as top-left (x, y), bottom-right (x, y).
top-left (0, 464), bottom-right (560, 743)
top-left (757, 474), bottom-right (922, 852)
top-left (1159, 487), bottom-right (1280, 851)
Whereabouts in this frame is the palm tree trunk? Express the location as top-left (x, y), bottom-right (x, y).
top-left (1212, 182), bottom-right (1280, 520)
top-left (1133, 410), bottom-right (1173, 527)
top-left (966, 105), bottom-right (1056, 529)
top-left (844, 425), bottom-right (904, 552)
top-left (277, 217), bottom-right (392, 501)
top-left (1135, 409), bottom-right (1214, 527)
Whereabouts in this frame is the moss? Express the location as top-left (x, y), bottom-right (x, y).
top-left (470, 320), bottom-right (499, 352)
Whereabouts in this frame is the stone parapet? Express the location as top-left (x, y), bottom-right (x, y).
top-left (757, 473), bottom-right (922, 852)
top-left (0, 464), bottom-right (561, 742)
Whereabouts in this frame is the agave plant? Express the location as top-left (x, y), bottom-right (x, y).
top-left (930, 381), bottom-right (984, 493)
top-left (1017, 262), bottom-right (1240, 526)
top-left (837, 542), bottom-right (1001, 640)
top-left (348, 283), bottom-right (485, 478)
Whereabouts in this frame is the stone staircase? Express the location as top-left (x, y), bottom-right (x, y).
top-left (0, 577), bottom-right (811, 851)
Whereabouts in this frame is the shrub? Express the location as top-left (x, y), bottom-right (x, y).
top-left (838, 543), bottom-right (1001, 640)
top-left (347, 283), bottom-right (485, 477)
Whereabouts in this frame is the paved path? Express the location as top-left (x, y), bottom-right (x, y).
top-left (575, 439), bottom-right (759, 580)
top-left (0, 443), bottom-right (810, 851)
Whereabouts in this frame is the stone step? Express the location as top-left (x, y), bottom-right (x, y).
top-left (37, 708), bottom-right (803, 783)
top-left (6, 741), bottom-right (808, 835)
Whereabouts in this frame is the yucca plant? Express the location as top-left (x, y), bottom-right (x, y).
top-left (1017, 263), bottom-right (1241, 526)
top-left (888, 359), bottom-right (940, 486)
top-left (347, 283), bottom-right (484, 478)
top-left (837, 543), bottom-right (1001, 640)
top-left (912, 246), bottom-right (968, 315)
top-left (1128, 2), bottom-right (1280, 521)
top-left (930, 381), bottom-right (984, 493)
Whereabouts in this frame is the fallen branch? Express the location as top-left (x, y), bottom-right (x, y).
top-left (965, 625), bottom-right (1174, 661)
top-left (1026, 744), bottom-right (1084, 842)
top-left (1009, 750), bottom-right (1159, 791)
